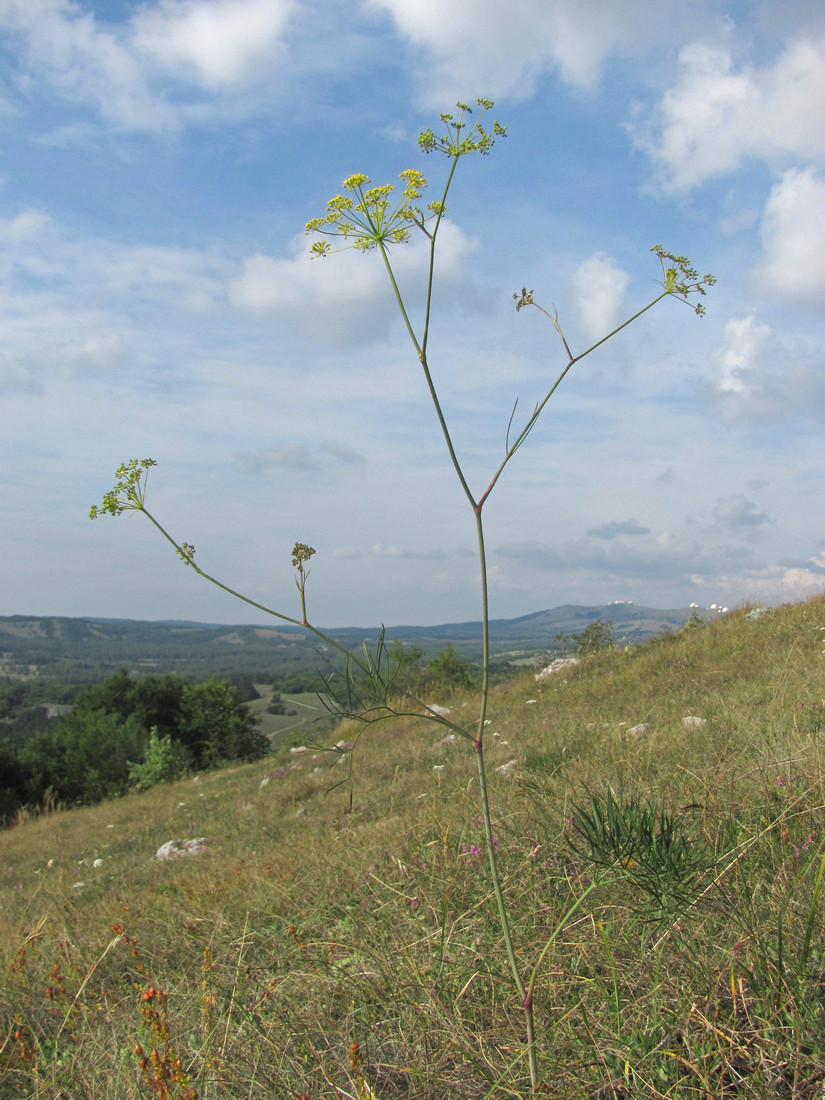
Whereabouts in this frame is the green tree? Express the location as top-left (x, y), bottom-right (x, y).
top-left (387, 641), bottom-right (425, 697)
top-left (178, 680), bottom-right (268, 766)
top-left (572, 619), bottom-right (615, 655)
top-left (22, 710), bottom-right (144, 806)
top-left (66, 669), bottom-right (266, 770)
top-left (76, 670), bottom-right (186, 736)
top-left (129, 727), bottom-right (192, 791)
top-left (266, 691), bottom-right (287, 715)
top-left (227, 674), bottom-right (262, 703)
top-left (0, 741), bottom-right (30, 824)
top-left (425, 644), bottom-right (476, 691)
top-left (74, 667), bottom-right (136, 720)
top-left (132, 674), bottom-right (185, 736)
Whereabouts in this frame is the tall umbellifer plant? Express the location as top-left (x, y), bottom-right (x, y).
top-left (91, 99), bottom-right (714, 1093)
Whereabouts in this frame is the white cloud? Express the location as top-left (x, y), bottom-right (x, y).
top-left (0, 205), bottom-right (231, 391)
top-left (132, 0), bottom-right (294, 89)
top-left (364, 0), bottom-right (711, 103)
top-left (231, 247), bottom-right (379, 314)
top-left (229, 221), bottom-right (479, 338)
top-left (495, 535), bottom-right (753, 586)
top-left (713, 314), bottom-right (773, 398)
top-left (0, 0), bottom-right (298, 131)
top-left (710, 312), bottom-right (825, 423)
top-left (571, 253), bottom-right (630, 343)
top-left (0, 211), bottom-right (227, 316)
top-left (0, 0), bottom-right (176, 131)
top-left (586, 519), bottom-right (650, 540)
top-left (757, 168), bottom-right (825, 306)
top-left (709, 564), bottom-right (825, 605)
top-left (0, 207), bottom-right (52, 243)
top-left (630, 35), bottom-right (825, 192)
top-left (710, 494), bottom-right (771, 539)
top-left (778, 568), bottom-right (825, 596)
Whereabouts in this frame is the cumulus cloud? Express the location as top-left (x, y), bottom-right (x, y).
top-left (370, 542), bottom-right (445, 561)
top-left (0, 205), bottom-right (233, 395)
top-left (0, 0), bottom-right (177, 131)
top-left (229, 221), bottom-right (479, 339)
top-left (704, 562), bottom-right (825, 605)
top-left (231, 247), bottom-right (382, 316)
top-left (586, 518), bottom-right (650, 540)
top-left (630, 35), bottom-right (825, 192)
top-left (0, 0), bottom-right (299, 131)
top-left (710, 494), bottom-right (771, 539)
top-left (757, 168), bottom-right (825, 305)
top-left (710, 313), bottom-right (825, 422)
top-left (495, 537), bottom-right (750, 584)
top-left (233, 440), bottom-right (365, 474)
top-left (364, 0), bottom-right (712, 103)
top-left (713, 314), bottom-right (774, 398)
top-left (494, 524), bottom-right (825, 609)
top-left (132, 0), bottom-right (294, 89)
top-left (572, 253), bottom-right (630, 343)
top-left (775, 568), bottom-right (825, 597)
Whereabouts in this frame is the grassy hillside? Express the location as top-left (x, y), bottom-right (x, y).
top-left (1, 597), bottom-right (824, 1098)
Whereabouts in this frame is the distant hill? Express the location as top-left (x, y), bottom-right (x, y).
top-left (0, 605), bottom-right (697, 683)
top-left (386, 604), bottom-right (697, 647)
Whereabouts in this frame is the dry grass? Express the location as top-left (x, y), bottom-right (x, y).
top-left (2, 597), bottom-right (825, 1097)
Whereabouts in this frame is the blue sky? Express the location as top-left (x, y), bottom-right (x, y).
top-left (1, 0), bottom-right (825, 627)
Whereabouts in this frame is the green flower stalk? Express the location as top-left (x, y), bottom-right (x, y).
top-left (94, 96), bottom-right (714, 1095)
top-left (91, 465), bottom-right (471, 746)
top-left (304, 97), bottom-right (713, 1094)
top-left (89, 458), bottom-right (157, 518)
top-left (291, 542), bottom-right (315, 626)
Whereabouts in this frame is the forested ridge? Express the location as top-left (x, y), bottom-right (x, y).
top-left (0, 605), bottom-right (694, 681)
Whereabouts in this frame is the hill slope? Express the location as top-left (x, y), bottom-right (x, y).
top-left (1, 596), bottom-right (822, 1098)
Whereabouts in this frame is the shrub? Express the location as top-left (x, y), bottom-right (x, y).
top-left (128, 727), bottom-right (192, 791)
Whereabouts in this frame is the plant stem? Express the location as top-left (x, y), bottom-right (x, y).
top-left (381, 146), bottom-right (534, 1084)
top-left (140, 507), bottom-right (473, 744)
top-left (421, 154), bottom-right (459, 361)
top-left (473, 503), bottom-right (537, 1085)
top-left (479, 292), bottom-right (668, 508)
top-left (474, 736), bottom-right (535, 1091)
top-left (377, 241), bottom-right (422, 359)
top-left (142, 509), bottom-right (311, 631)
top-left (474, 508), bottom-right (490, 743)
